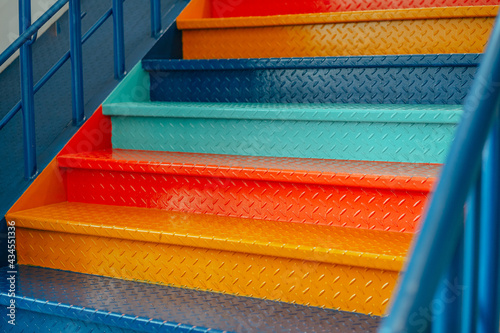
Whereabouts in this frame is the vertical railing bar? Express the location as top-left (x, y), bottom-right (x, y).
top-left (462, 175), bottom-right (481, 333)
top-left (150, 0), bottom-right (161, 38)
top-left (433, 212), bottom-right (464, 333)
top-left (112, 0), bottom-right (125, 79)
top-left (477, 117), bottom-right (500, 332)
top-left (69, 0), bottom-right (85, 126)
top-left (19, 0), bottom-right (37, 179)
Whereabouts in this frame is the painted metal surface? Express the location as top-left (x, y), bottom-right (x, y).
top-left (59, 150), bottom-right (438, 232)
top-left (106, 102), bottom-right (459, 164)
top-left (380, 15), bottom-right (500, 333)
top-left (8, 203), bottom-right (408, 315)
top-left (208, 0), bottom-right (500, 18)
top-left (0, 265), bottom-right (382, 332)
top-left (142, 43), bottom-right (480, 105)
top-left (477, 119), bottom-right (500, 332)
top-left (19, 0), bottom-right (37, 179)
top-left (178, 4), bottom-right (497, 59)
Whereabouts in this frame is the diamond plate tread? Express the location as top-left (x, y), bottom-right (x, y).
top-left (0, 265), bottom-right (382, 332)
top-left (10, 213), bottom-right (400, 315)
top-left (142, 53), bottom-right (482, 71)
top-left (142, 52), bottom-right (480, 105)
top-left (210, 0), bottom-right (499, 18)
top-left (58, 150), bottom-right (437, 232)
top-left (8, 201), bottom-right (412, 271)
top-left (107, 109), bottom-right (458, 164)
top-left (179, 6), bottom-right (496, 59)
top-left (58, 149), bottom-right (439, 191)
top-left (178, 4), bottom-right (498, 29)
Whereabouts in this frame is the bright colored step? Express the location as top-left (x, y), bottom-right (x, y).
top-left (58, 149), bottom-right (438, 232)
top-left (7, 202), bottom-right (413, 315)
top-left (103, 101), bottom-right (461, 164)
top-left (177, 3), bottom-right (497, 59)
top-left (142, 29), bottom-right (480, 105)
top-left (209, 0), bottom-right (498, 18)
top-left (0, 265), bottom-right (381, 332)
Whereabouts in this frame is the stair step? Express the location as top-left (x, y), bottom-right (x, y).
top-left (7, 202), bottom-right (412, 315)
top-left (59, 149), bottom-right (439, 232)
top-left (103, 101), bottom-right (461, 164)
top-left (0, 265), bottom-right (381, 332)
top-left (141, 26), bottom-right (481, 105)
top-left (210, 0), bottom-right (497, 18)
top-left (178, 3), bottom-right (497, 59)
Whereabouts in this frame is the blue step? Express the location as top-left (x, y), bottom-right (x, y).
top-left (0, 265), bottom-right (381, 332)
top-left (142, 24), bottom-right (480, 105)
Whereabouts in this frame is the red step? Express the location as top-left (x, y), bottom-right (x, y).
top-left (210, 0), bottom-right (496, 18)
top-left (58, 149), bottom-right (440, 232)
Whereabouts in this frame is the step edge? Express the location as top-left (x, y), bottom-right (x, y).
top-left (141, 54), bottom-right (482, 71)
top-left (0, 292), bottom-right (221, 333)
top-left (57, 154), bottom-right (436, 192)
top-left (102, 102), bottom-right (463, 125)
top-left (8, 210), bottom-right (406, 272)
top-left (177, 5), bottom-right (498, 30)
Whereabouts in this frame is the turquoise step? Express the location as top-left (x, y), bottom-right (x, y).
top-left (104, 101), bottom-right (461, 163)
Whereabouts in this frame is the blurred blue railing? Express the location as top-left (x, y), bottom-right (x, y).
top-left (0, 0), bottom-right (162, 179)
top-left (380, 17), bottom-right (500, 333)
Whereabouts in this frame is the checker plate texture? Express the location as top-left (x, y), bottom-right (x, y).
top-left (179, 7), bottom-right (496, 59)
top-left (10, 202), bottom-right (412, 270)
top-left (0, 265), bottom-right (382, 332)
top-left (145, 55), bottom-right (480, 105)
top-left (109, 113), bottom-right (457, 164)
top-left (14, 226), bottom-right (398, 315)
top-left (210, 0), bottom-right (498, 18)
top-left (59, 150), bottom-right (439, 232)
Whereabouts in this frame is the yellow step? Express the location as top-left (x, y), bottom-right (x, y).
top-left (8, 202), bottom-right (413, 315)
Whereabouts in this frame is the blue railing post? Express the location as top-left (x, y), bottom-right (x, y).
top-left (112, 0), bottom-right (125, 79)
top-left (19, 0), bottom-right (37, 179)
top-left (433, 227), bottom-right (464, 333)
top-left (150, 0), bottom-right (161, 38)
top-left (477, 118), bottom-right (500, 332)
top-left (69, 0), bottom-right (85, 126)
top-left (462, 178), bottom-right (481, 333)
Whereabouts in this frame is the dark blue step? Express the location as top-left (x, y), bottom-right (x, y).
top-left (0, 265), bottom-right (381, 332)
top-left (142, 24), bottom-right (480, 105)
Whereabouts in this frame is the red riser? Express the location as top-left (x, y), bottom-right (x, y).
top-left (60, 150), bottom-right (438, 232)
top-left (211, 0), bottom-right (497, 18)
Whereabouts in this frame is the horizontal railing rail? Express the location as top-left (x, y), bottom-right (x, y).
top-left (0, 0), bottom-right (163, 179)
top-left (380, 15), bottom-right (500, 333)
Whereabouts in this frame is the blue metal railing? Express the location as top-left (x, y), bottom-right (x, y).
top-left (380, 16), bottom-right (500, 333)
top-left (0, 0), bottom-right (163, 179)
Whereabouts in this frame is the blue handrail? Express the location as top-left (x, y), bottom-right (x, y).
top-left (0, 0), bottom-right (163, 179)
top-left (380, 16), bottom-right (500, 333)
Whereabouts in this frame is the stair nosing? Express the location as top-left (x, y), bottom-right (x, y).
top-left (7, 202), bottom-right (410, 272)
top-left (102, 102), bottom-right (463, 125)
top-left (57, 150), bottom-right (438, 192)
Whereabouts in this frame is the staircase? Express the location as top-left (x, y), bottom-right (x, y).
top-left (2, 0), bottom-right (497, 331)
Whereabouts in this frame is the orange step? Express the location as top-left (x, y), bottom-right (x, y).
top-left (58, 149), bottom-right (439, 232)
top-left (7, 201), bottom-right (413, 315)
top-left (178, 3), bottom-right (497, 59)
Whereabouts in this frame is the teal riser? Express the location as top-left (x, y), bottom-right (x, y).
top-left (106, 102), bottom-right (462, 163)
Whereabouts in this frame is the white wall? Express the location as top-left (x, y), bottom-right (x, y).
top-left (0, 0), bottom-right (68, 73)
